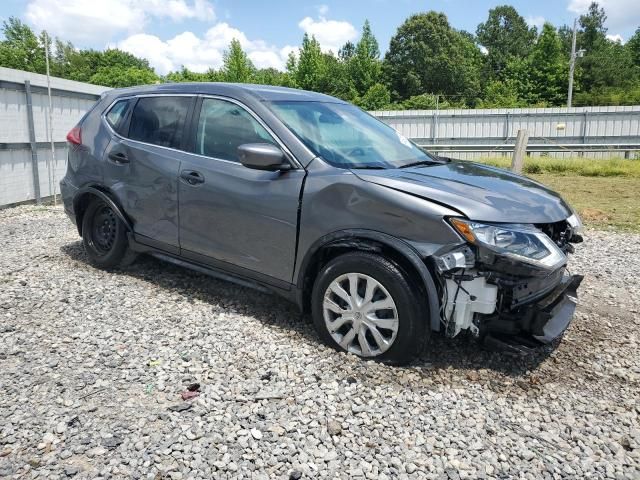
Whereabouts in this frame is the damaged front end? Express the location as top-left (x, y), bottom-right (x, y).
top-left (432, 215), bottom-right (584, 353)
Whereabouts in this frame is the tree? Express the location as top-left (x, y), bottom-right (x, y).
top-left (528, 23), bottom-right (569, 105)
top-left (356, 83), bottom-right (391, 110)
top-left (0, 17), bottom-right (46, 73)
top-left (575, 2), bottom-right (638, 94)
top-left (578, 2), bottom-right (607, 52)
top-left (477, 79), bottom-right (525, 108)
top-left (628, 27), bottom-right (640, 68)
top-left (350, 20), bottom-right (382, 95)
top-left (294, 34), bottom-right (325, 91)
top-left (89, 66), bottom-right (158, 87)
top-left (338, 41), bottom-right (356, 61)
top-left (222, 39), bottom-right (254, 83)
top-left (476, 5), bottom-right (536, 78)
top-left (383, 12), bottom-right (482, 102)
top-left (165, 66), bottom-right (220, 82)
top-left (401, 93), bottom-right (450, 110)
top-left (253, 67), bottom-right (287, 85)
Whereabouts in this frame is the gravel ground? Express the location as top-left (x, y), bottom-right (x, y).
top-left (0, 204), bottom-right (639, 480)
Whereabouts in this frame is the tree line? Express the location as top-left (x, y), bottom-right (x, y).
top-left (1, 2), bottom-right (639, 109)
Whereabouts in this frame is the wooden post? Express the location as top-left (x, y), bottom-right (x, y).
top-left (511, 129), bottom-right (529, 174)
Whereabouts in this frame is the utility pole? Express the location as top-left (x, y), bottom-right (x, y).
top-left (44, 31), bottom-right (57, 205)
top-left (567, 19), bottom-right (577, 107)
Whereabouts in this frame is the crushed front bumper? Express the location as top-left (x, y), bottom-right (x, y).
top-left (482, 273), bottom-right (583, 353)
top-left (531, 273), bottom-right (582, 343)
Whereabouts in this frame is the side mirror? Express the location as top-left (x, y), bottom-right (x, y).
top-left (237, 143), bottom-right (291, 171)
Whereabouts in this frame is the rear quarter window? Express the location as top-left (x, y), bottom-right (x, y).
top-left (105, 99), bottom-right (131, 135)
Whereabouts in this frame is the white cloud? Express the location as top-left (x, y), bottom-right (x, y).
top-left (567, 0), bottom-right (640, 31)
top-left (606, 33), bottom-right (624, 43)
top-left (117, 23), bottom-right (295, 74)
top-left (25, 0), bottom-right (215, 43)
top-left (298, 15), bottom-right (357, 53)
top-left (526, 15), bottom-right (546, 30)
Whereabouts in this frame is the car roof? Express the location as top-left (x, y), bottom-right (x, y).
top-left (104, 82), bottom-right (347, 104)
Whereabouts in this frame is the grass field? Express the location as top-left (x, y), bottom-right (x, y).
top-left (473, 157), bottom-right (640, 232)
top-left (478, 156), bottom-right (640, 178)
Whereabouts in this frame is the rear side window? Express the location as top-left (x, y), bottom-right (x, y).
top-left (196, 98), bottom-right (276, 162)
top-left (129, 96), bottom-right (190, 149)
top-left (105, 99), bottom-right (131, 135)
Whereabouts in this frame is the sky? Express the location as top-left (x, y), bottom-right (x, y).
top-left (1, 0), bottom-right (639, 74)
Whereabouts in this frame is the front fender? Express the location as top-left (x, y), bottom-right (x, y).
top-left (297, 229), bottom-right (442, 332)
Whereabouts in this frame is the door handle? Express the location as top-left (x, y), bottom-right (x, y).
top-left (180, 170), bottom-right (205, 185)
top-left (108, 151), bottom-right (129, 164)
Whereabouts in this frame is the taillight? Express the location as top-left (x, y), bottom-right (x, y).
top-left (66, 126), bottom-right (82, 145)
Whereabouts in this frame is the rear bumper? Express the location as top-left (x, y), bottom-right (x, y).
top-left (481, 273), bottom-right (583, 352)
top-left (59, 177), bottom-right (78, 228)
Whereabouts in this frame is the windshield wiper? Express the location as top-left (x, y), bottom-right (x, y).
top-left (398, 159), bottom-right (443, 169)
top-left (349, 165), bottom-right (387, 170)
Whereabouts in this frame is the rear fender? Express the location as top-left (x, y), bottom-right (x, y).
top-left (73, 186), bottom-right (133, 235)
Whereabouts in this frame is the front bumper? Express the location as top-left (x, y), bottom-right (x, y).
top-left (482, 273), bottom-right (583, 352)
top-left (531, 273), bottom-right (582, 343)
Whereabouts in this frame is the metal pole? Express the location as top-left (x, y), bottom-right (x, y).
top-left (44, 32), bottom-right (57, 205)
top-left (24, 80), bottom-right (42, 205)
top-left (567, 18), bottom-right (578, 108)
top-left (434, 94), bottom-right (439, 145)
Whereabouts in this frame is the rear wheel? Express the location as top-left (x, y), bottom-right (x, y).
top-left (311, 252), bottom-right (427, 365)
top-left (81, 198), bottom-right (132, 268)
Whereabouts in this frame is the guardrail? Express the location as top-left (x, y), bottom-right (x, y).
top-left (419, 143), bottom-right (640, 157)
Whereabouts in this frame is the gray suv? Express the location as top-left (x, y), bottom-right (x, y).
top-left (60, 83), bottom-right (583, 364)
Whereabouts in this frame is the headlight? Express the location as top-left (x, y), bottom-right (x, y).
top-left (567, 211), bottom-right (583, 234)
top-left (450, 218), bottom-right (566, 269)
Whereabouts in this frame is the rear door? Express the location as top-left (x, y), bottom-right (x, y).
top-left (103, 95), bottom-right (194, 253)
top-left (178, 96), bottom-right (305, 285)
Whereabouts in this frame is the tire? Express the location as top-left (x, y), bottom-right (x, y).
top-left (81, 198), bottom-right (132, 269)
top-left (311, 251), bottom-right (428, 365)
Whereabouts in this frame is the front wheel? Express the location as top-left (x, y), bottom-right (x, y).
top-left (311, 252), bottom-right (428, 365)
top-left (81, 198), bottom-right (133, 268)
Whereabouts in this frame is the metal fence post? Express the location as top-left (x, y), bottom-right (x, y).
top-left (24, 80), bottom-right (41, 204)
top-left (511, 129), bottom-right (529, 174)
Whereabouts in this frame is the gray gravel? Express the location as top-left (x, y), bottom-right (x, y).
top-left (0, 204), bottom-right (639, 479)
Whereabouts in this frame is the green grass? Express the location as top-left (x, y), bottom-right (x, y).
top-left (530, 174), bottom-right (640, 232)
top-left (468, 157), bottom-right (640, 232)
top-left (475, 156), bottom-right (640, 178)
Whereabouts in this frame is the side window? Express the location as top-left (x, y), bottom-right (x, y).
top-left (196, 98), bottom-right (276, 162)
top-left (129, 96), bottom-right (190, 149)
top-left (105, 99), bottom-right (130, 135)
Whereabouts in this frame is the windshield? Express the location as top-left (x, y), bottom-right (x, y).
top-left (267, 101), bottom-right (438, 169)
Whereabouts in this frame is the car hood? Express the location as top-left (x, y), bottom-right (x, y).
top-left (352, 161), bottom-right (572, 224)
